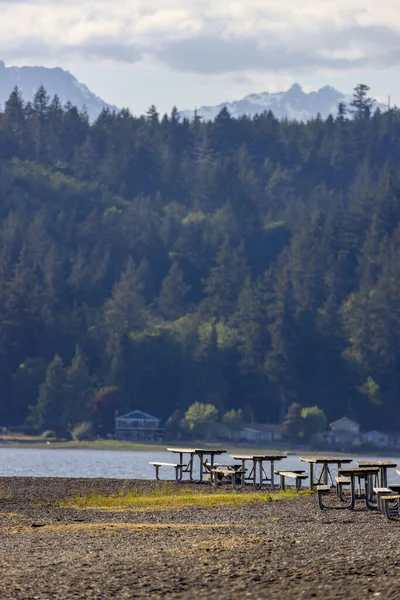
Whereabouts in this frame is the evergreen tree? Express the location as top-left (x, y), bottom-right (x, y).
top-left (31, 355), bottom-right (69, 436)
top-left (64, 345), bottom-right (94, 429)
top-left (104, 257), bottom-right (146, 356)
top-left (156, 261), bottom-right (191, 320)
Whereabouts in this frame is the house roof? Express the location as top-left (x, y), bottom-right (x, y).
top-left (329, 416), bottom-right (359, 428)
top-left (118, 410), bottom-right (159, 421)
top-left (243, 424), bottom-right (282, 434)
top-left (364, 430), bottom-right (400, 437)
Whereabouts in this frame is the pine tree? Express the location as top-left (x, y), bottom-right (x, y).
top-left (203, 240), bottom-right (249, 317)
top-left (64, 345), bottom-right (94, 429)
top-left (104, 257), bottom-right (146, 356)
top-left (350, 84), bottom-right (375, 120)
top-left (30, 355), bottom-right (69, 436)
top-left (157, 261), bottom-right (191, 320)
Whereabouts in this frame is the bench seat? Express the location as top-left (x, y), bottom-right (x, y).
top-left (372, 487), bottom-right (392, 512)
top-left (150, 462), bottom-right (185, 467)
top-left (379, 494), bottom-right (400, 521)
top-left (149, 462), bottom-right (185, 481)
top-left (335, 476), bottom-right (351, 484)
top-left (275, 471), bottom-right (307, 491)
top-left (316, 485), bottom-right (331, 492)
top-left (211, 467), bottom-right (246, 490)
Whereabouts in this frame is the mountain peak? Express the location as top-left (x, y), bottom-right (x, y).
top-left (0, 61), bottom-right (117, 120)
top-left (180, 84), bottom-right (387, 123)
top-left (287, 83), bottom-right (303, 94)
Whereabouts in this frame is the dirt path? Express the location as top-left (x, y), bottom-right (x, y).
top-left (0, 477), bottom-right (398, 599)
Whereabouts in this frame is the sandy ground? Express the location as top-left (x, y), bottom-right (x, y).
top-left (0, 477), bottom-right (399, 599)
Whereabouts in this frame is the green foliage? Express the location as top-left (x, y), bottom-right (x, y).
top-left (71, 421), bottom-right (94, 441)
top-left (31, 354), bottom-right (69, 437)
top-left (282, 403), bottom-right (327, 442)
top-left (184, 403), bottom-right (218, 439)
top-left (300, 406), bottom-right (328, 441)
top-left (222, 409), bottom-right (244, 432)
top-left (359, 377), bottom-right (382, 406)
top-left (90, 387), bottom-right (123, 437)
top-left (41, 430), bottom-right (56, 439)
top-left (0, 83), bottom-right (399, 433)
top-left (281, 403), bottom-right (303, 442)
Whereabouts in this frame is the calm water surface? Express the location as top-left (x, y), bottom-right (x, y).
top-left (1, 448), bottom-right (400, 484)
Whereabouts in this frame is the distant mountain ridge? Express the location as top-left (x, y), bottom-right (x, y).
top-left (0, 61), bottom-right (116, 121)
top-left (180, 83), bottom-right (388, 122)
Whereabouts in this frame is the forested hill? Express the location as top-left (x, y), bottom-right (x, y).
top-left (0, 84), bottom-right (399, 437)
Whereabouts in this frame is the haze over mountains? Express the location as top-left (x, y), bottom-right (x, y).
top-left (0, 61), bottom-right (388, 122)
top-left (180, 83), bottom-right (388, 122)
top-left (0, 61), bottom-right (116, 121)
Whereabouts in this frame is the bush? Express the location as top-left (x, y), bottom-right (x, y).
top-left (41, 430), bottom-right (56, 439)
top-left (71, 421), bottom-right (94, 441)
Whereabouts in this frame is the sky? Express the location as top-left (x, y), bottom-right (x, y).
top-left (0, 0), bottom-right (398, 115)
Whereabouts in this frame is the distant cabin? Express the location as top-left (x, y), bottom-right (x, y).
top-left (115, 410), bottom-right (164, 441)
top-left (327, 416), bottom-right (360, 447)
top-left (240, 424), bottom-right (283, 443)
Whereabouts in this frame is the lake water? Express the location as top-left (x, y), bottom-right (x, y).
top-left (1, 448), bottom-right (400, 485)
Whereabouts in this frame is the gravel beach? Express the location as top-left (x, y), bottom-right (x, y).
top-left (0, 477), bottom-right (399, 599)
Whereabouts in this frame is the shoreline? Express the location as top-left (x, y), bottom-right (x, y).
top-left (0, 438), bottom-right (399, 459)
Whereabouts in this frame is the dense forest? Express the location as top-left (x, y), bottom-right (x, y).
top-left (0, 83), bottom-right (399, 437)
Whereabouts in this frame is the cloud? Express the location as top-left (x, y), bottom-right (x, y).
top-left (1, 0), bottom-right (400, 75)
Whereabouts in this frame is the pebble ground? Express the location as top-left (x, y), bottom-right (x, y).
top-left (0, 477), bottom-right (398, 599)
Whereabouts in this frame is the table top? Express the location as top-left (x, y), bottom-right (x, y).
top-left (357, 461), bottom-right (397, 468)
top-left (231, 455), bottom-right (287, 461)
top-left (300, 457), bottom-right (352, 464)
top-left (167, 448), bottom-right (227, 455)
top-left (339, 466), bottom-right (380, 475)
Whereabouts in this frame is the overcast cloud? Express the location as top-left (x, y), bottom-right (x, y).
top-left (1, 0), bottom-right (400, 74)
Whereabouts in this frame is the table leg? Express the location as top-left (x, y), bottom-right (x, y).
top-left (365, 477), bottom-right (377, 510)
top-left (381, 467), bottom-right (387, 488)
top-left (350, 475), bottom-right (356, 510)
top-left (271, 460), bottom-right (275, 490)
top-left (198, 452), bottom-right (204, 482)
top-left (323, 464), bottom-right (328, 485)
top-left (209, 454), bottom-right (215, 484)
top-left (179, 453), bottom-right (184, 480)
top-left (309, 463), bottom-right (314, 490)
top-left (259, 460), bottom-right (263, 488)
top-left (189, 453), bottom-right (193, 481)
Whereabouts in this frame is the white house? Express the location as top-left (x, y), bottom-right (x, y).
top-left (115, 410), bottom-right (164, 441)
top-left (240, 424), bottom-right (283, 444)
top-left (363, 430), bottom-right (400, 448)
top-left (326, 416), bottom-right (361, 447)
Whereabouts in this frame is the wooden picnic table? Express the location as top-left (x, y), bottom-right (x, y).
top-left (300, 456), bottom-right (352, 489)
top-left (356, 461), bottom-right (397, 487)
top-left (167, 448), bottom-right (227, 483)
top-left (230, 455), bottom-right (286, 490)
top-left (338, 466), bottom-right (380, 510)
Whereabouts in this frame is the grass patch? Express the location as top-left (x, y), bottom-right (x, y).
top-left (60, 483), bottom-right (310, 511)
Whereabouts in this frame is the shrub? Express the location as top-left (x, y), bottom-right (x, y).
top-left (41, 430), bottom-right (56, 439)
top-left (71, 421), bottom-right (94, 441)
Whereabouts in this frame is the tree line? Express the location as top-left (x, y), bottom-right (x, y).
top-left (0, 83), bottom-right (399, 437)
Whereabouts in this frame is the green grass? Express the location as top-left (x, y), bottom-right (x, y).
top-left (60, 483), bottom-right (310, 511)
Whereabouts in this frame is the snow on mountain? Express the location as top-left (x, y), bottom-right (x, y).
top-left (0, 60), bottom-right (117, 121)
top-left (180, 83), bottom-right (387, 122)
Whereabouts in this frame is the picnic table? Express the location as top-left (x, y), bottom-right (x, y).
top-left (167, 448), bottom-right (227, 483)
top-left (356, 460), bottom-right (397, 487)
top-left (230, 455), bottom-right (286, 490)
top-left (300, 456), bottom-right (352, 489)
top-left (338, 466), bottom-right (380, 510)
